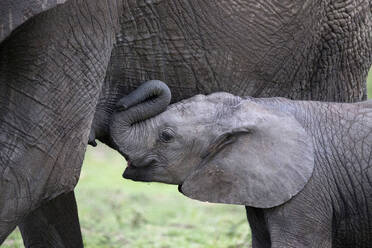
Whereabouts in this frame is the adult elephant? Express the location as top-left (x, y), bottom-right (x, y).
top-left (0, 0), bottom-right (371, 246)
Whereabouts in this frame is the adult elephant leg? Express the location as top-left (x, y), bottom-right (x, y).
top-left (0, 0), bottom-right (121, 241)
top-left (18, 191), bottom-right (83, 248)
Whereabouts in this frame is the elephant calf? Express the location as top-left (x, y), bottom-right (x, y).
top-left (110, 81), bottom-right (372, 248)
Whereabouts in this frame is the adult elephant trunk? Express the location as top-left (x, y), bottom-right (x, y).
top-left (110, 80), bottom-right (171, 153)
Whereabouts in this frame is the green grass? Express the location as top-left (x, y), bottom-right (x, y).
top-left (3, 144), bottom-right (250, 248)
top-left (3, 67), bottom-right (372, 247)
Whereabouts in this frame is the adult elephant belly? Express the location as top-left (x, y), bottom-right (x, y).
top-left (92, 0), bottom-right (371, 146)
top-left (105, 0), bottom-right (323, 103)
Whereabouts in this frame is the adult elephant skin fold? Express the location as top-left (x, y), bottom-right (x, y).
top-left (0, 0), bottom-right (68, 43)
top-left (0, 0), bottom-right (371, 246)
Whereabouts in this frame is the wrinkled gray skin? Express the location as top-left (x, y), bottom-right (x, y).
top-left (113, 81), bottom-right (372, 248)
top-left (0, 0), bottom-right (371, 246)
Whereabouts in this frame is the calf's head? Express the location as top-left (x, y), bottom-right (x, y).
top-left (110, 81), bottom-right (314, 208)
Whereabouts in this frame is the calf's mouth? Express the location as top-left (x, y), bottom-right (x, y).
top-left (122, 155), bottom-right (159, 181)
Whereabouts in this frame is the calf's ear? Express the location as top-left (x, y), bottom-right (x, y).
top-left (180, 102), bottom-right (314, 208)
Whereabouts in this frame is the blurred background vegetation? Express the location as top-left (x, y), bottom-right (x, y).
top-left (4, 68), bottom-right (372, 247)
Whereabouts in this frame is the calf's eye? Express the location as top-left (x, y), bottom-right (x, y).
top-left (160, 129), bottom-right (174, 143)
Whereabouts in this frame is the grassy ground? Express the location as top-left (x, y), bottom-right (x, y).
top-left (3, 68), bottom-right (372, 247)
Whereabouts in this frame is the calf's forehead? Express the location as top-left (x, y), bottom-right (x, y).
top-left (157, 92), bottom-right (239, 132)
top-left (163, 100), bottom-right (219, 124)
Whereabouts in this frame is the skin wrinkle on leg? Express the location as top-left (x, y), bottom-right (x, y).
top-left (0, 0), bottom-right (123, 242)
top-left (316, 0), bottom-right (371, 101)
